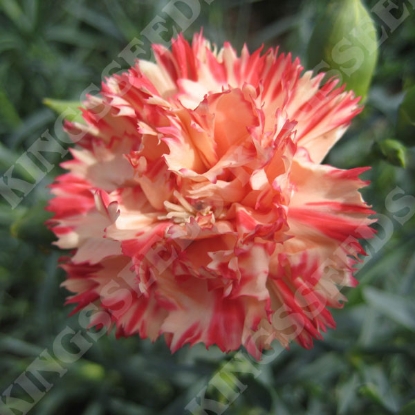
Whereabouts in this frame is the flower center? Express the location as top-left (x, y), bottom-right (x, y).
top-left (158, 190), bottom-right (214, 224)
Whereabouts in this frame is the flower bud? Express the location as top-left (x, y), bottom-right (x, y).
top-left (373, 139), bottom-right (407, 168)
top-left (307, 0), bottom-right (378, 100)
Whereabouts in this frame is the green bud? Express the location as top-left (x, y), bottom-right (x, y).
top-left (43, 98), bottom-right (84, 123)
top-left (307, 0), bottom-right (378, 100)
top-left (396, 85), bottom-right (415, 145)
top-left (373, 139), bottom-right (407, 168)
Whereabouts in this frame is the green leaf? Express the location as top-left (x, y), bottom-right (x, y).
top-left (307, 0), bottom-right (378, 100)
top-left (399, 400), bottom-right (415, 415)
top-left (0, 0), bottom-right (31, 32)
top-left (43, 98), bottom-right (84, 123)
top-left (108, 398), bottom-right (152, 415)
top-left (243, 377), bottom-right (274, 412)
top-left (102, 0), bottom-right (142, 41)
top-left (44, 26), bottom-right (105, 50)
top-left (396, 85), bottom-right (415, 145)
top-left (83, 401), bottom-right (105, 415)
top-left (10, 204), bottom-right (55, 246)
top-left (0, 86), bottom-right (21, 129)
top-left (337, 373), bottom-right (359, 415)
top-left (0, 143), bottom-right (39, 182)
top-left (7, 108), bottom-right (56, 148)
top-left (0, 336), bottom-right (43, 356)
top-left (359, 366), bottom-right (399, 413)
top-left (363, 287), bottom-right (415, 331)
top-left (22, 0), bottom-right (40, 31)
top-left (64, 3), bottom-right (123, 40)
top-left (0, 33), bottom-right (22, 54)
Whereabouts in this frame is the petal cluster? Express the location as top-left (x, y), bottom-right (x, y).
top-left (47, 33), bottom-right (375, 358)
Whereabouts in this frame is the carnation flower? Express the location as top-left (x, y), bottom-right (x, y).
top-left (47, 33), bottom-right (375, 359)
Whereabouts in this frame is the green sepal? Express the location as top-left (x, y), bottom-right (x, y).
top-left (43, 98), bottom-right (84, 123)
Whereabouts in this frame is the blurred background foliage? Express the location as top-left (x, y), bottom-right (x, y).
top-left (1, 0), bottom-right (415, 414)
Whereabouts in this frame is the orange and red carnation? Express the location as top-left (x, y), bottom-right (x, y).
top-left (47, 33), bottom-right (375, 359)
